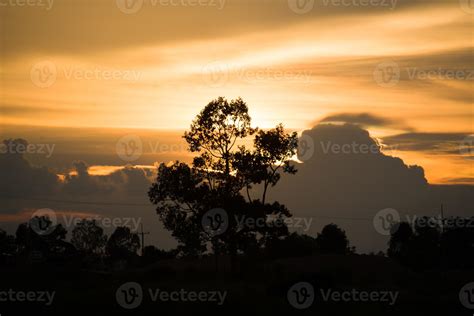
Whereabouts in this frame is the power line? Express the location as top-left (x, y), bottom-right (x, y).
top-left (0, 195), bottom-right (151, 207)
top-left (138, 223), bottom-right (150, 256)
top-left (310, 215), bottom-right (372, 221)
top-left (0, 195), bottom-right (377, 221)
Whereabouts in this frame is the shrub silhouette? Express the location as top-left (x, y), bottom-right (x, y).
top-left (0, 228), bottom-right (15, 256)
top-left (315, 224), bottom-right (354, 255)
top-left (388, 216), bottom-right (474, 270)
top-left (71, 219), bottom-right (107, 255)
top-left (105, 226), bottom-right (140, 260)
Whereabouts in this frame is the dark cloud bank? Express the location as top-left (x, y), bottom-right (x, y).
top-left (267, 124), bottom-right (473, 252)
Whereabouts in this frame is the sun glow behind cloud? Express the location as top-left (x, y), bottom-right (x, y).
top-left (0, 0), bottom-right (472, 184)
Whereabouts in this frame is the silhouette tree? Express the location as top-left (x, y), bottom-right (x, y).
top-left (184, 97), bottom-right (256, 185)
top-left (387, 221), bottom-right (414, 266)
top-left (410, 217), bottom-right (441, 270)
top-left (16, 217), bottom-right (67, 250)
top-left (315, 224), bottom-right (353, 255)
top-left (149, 97), bottom-right (298, 256)
top-left (142, 245), bottom-right (175, 264)
top-left (106, 226), bottom-right (140, 259)
top-left (15, 217), bottom-right (73, 262)
top-left (388, 216), bottom-right (474, 270)
top-left (71, 219), bottom-right (107, 255)
top-left (441, 219), bottom-right (474, 269)
top-left (265, 232), bottom-right (318, 259)
top-left (0, 228), bottom-right (16, 256)
top-left (387, 217), bottom-right (441, 270)
top-left (234, 123), bottom-right (297, 204)
top-left (387, 217), bottom-right (442, 270)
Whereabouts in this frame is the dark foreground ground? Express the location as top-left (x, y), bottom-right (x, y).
top-left (0, 254), bottom-right (472, 315)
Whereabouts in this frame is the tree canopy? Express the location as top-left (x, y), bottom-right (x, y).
top-left (149, 97), bottom-right (298, 256)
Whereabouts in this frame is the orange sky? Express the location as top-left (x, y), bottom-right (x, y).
top-left (0, 0), bottom-right (472, 184)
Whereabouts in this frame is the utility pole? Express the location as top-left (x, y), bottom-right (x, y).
top-left (440, 203), bottom-right (445, 233)
top-left (138, 223), bottom-right (150, 256)
top-left (440, 203), bottom-right (446, 282)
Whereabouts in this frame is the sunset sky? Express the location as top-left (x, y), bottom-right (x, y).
top-left (1, 0), bottom-right (473, 184)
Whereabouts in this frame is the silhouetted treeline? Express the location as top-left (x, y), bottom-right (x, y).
top-left (0, 218), bottom-right (354, 268)
top-left (1, 98), bottom-right (473, 273)
top-left (1, 215), bottom-right (474, 273)
top-left (388, 216), bottom-right (474, 271)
